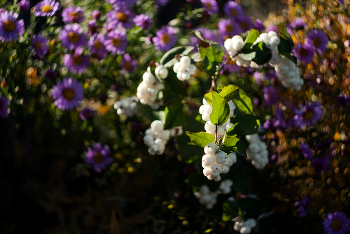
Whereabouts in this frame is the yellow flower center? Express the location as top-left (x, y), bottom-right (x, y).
top-left (93, 152), bottom-right (104, 163)
top-left (240, 21), bottom-right (249, 31)
top-left (62, 88), bottom-right (75, 101)
top-left (72, 55), bottom-right (82, 65)
top-left (68, 32), bottom-right (80, 43)
top-left (205, 2), bottom-right (212, 9)
top-left (302, 109), bottom-right (314, 120)
top-left (312, 37), bottom-right (321, 47)
top-left (124, 61), bottom-right (131, 70)
top-left (161, 34), bottom-right (170, 43)
top-left (3, 20), bottom-right (16, 32)
top-left (230, 9), bottom-right (237, 16)
top-left (331, 219), bottom-right (342, 231)
top-left (41, 4), bottom-right (53, 13)
top-left (34, 42), bottom-right (42, 50)
top-left (299, 48), bottom-right (309, 57)
top-left (112, 38), bottom-right (121, 47)
top-left (225, 25), bottom-right (233, 32)
top-left (94, 40), bottom-right (103, 50)
top-left (117, 12), bottom-right (127, 22)
top-left (69, 11), bottom-right (80, 18)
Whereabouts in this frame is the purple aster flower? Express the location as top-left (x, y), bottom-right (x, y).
top-left (59, 24), bottom-right (88, 50)
top-left (45, 69), bottom-right (57, 80)
top-left (287, 18), bottom-right (306, 34)
top-left (85, 143), bottom-right (113, 172)
top-left (254, 19), bottom-right (265, 32)
top-left (33, 0), bottom-right (59, 17)
top-left (79, 107), bottom-right (94, 121)
top-left (323, 212), bottom-right (350, 234)
top-left (295, 101), bottom-right (323, 128)
top-left (31, 35), bottom-right (48, 58)
top-left (153, 26), bottom-right (177, 51)
top-left (106, 5), bottom-right (135, 29)
top-left (236, 15), bottom-right (253, 33)
top-left (300, 143), bottom-right (313, 160)
top-left (294, 197), bottom-right (311, 218)
top-left (0, 11), bottom-right (24, 42)
top-left (63, 52), bottom-right (89, 74)
top-left (19, 0), bottom-right (30, 11)
top-left (263, 118), bottom-right (283, 131)
top-left (337, 94), bottom-right (350, 107)
top-left (275, 102), bottom-right (299, 128)
top-left (62, 7), bottom-right (84, 24)
top-left (218, 19), bottom-right (241, 38)
top-left (104, 27), bottom-right (128, 54)
top-left (89, 34), bottom-right (107, 60)
top-left (0, 96), bottom-right (10, 118)
top-left (253, 71), bottom-right (266, 85)
top-left (338, 0), bottom-right (344, 4)
top-left (306, 29), bottom-right (328, 54)
top-left (51, 78), bottom-right (84, 110)
top-left (107, 0), bottom-right (138, 6)
top-left (263, 86), bottom-right (278, 106)
top-left (266, 25), bottom-right (279, 34)
top-left (201, 0), bottom-right (218, 14)
top-left (120, 53), bottom-right (137, 72)
top-left (189, 27), bottom-right (216, 51)
top-left (92, 10), bottom-right (101, 20)
top-left (156, 0), bottom-right (169, 5)
top-left (134, 14), bottom-right (151, 29)
top-left (88, 20), bottom-right (98, 35)
top-left (224, 1), bottom-right (243, 19)
top-left (312, 157), bottom-right (330, 175)
top-left (293, 42), bottom-right (315, 64)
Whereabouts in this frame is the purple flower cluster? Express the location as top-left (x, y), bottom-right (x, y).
top-left (134, 14), bottom-right (151, 29)
top-left (105, 27), bottom-right (128, 54)
top-left (59, 24), bottom-right (88, 50)
top-left (79, 107), bottom-right (94, 121)
top-left (85, 143), bottom-right (113, 172)
top-left (293, 42), bottom-right (315, 64)
top-left (294, 101), bottom-right (323, 128)
top-left (63, 52), bottom-right (89, 74)
top-left (323, 212), bottom-right (350, 234)
top-left (153, 26), bottom-right (177, 51)
top-left (106, 4), bottom-right (135, 29)
top-left (0, 11), bottom-right (24, 42)
top-left (0, 96), bottom-right (10, 118)
top-left (275, 102), bottom-right (300, 129)
top-left (306, 29), bottom-right (329, 54)
top-left (33, 0), bottom-right (59, 17)
top-left (120, 54), bottom-right (137, 72)
top-left (201, 0), bottom-right (218, 15)
top-left (189, 27), bottom-right (216, 51)
top-left (294, 197), bottom-right (311, 217)
top-left (32, 35), bottom-right (48, 58)
top-left (62, 6), bottom-right (84, 23)
top-left (89, 34), bottom-right (107, 60)
top-left (51, 78), bottom-right (84, 110)
top-left (263, 86), bottom-right (278, 106)
top-left (287, 18), bottom-right (306, 34)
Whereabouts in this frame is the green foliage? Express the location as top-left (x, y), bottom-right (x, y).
top-left (228, 115), bottom-right (260, 136)
top-left (252, 41), bottom-right (272, 65)
top-left (218, 85), bottom-right (239, 102)
top-left (210, 91), bottom-right (230, 125)
top-left (222, 200), bottom-right (240, 222)
top-left (241, 29), bottom-right (260, 53)
top-left (233, 89), bottom-right (254, 115)
top-left (186, 131), bottom-right (215, 148)
top-left (278, 34), bottom-right (298, 65)
top-left (221, 136), bottom-right (247, 156)
top-left (198, 45), bottom-right (225, 77)
top-left (164, 98), bottom-right (184, 129)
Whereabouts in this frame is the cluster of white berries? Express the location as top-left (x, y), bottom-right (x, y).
top-left (143, 120), bottom-right (182, 155)
top-left (234, 219), bottom-right (257, 234)
top-left (199, 98), bottom-right (236, 138)
top-left (202, 143), bottom-right (237, 181)
top-left (173, 56), bottom-right (197, 81)
top-left (137, 67), bottom-right (164, 109)
top-left (114, 96), bottom-right (139, 117)
top-left (155, 64), bottom-right (169, 79)
top-left (224, 35), bottom-right (253, 67)
top-left (246, 134), bottom-right (269, 169)
top-left (194, 179), bottom-right (233, 209)
top-left (255, 32), bottom-right (303, 90)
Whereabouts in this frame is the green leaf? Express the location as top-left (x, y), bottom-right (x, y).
top-left (164, 98), bottom-right (184, 129)
top-left (217, 84), bottom-right (225, 93)
top-left (193, 30), bottom-right (225, 53)
top-left (230, 115), bottom-right (260, 136)
top-left (198, 45), bottom-right (225, 77)
top-left (241, 29), bottom-right (259, 53)
top-left (237, 197), bottom-right (265, 213)
top-left (219, 85), bottom-right (239, 102)
top-left (278, 34), bottom-right (297, 65)
top-left (164, 71), bottom-right (187, 96)
top-left (222, 200), bottom-right (240, 222)
top-left (210, 91), bottom-right (230, 125)
top-left (233, 89), bottom-right (253, 115)
top-left (238, 52), bottom-right (256, 61)
top-left (186, 131), bottom-right (215, 148)
top-left (235, 140), bottom-right (248, 157)
top-left (252, 42), bottom-right (272, 65)
top-left (204, 93), bottom-right (212, 105)
top-left (160, 46), bottom-right (194, 66)
top-left (221, 136), bottom-right (239, 153)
